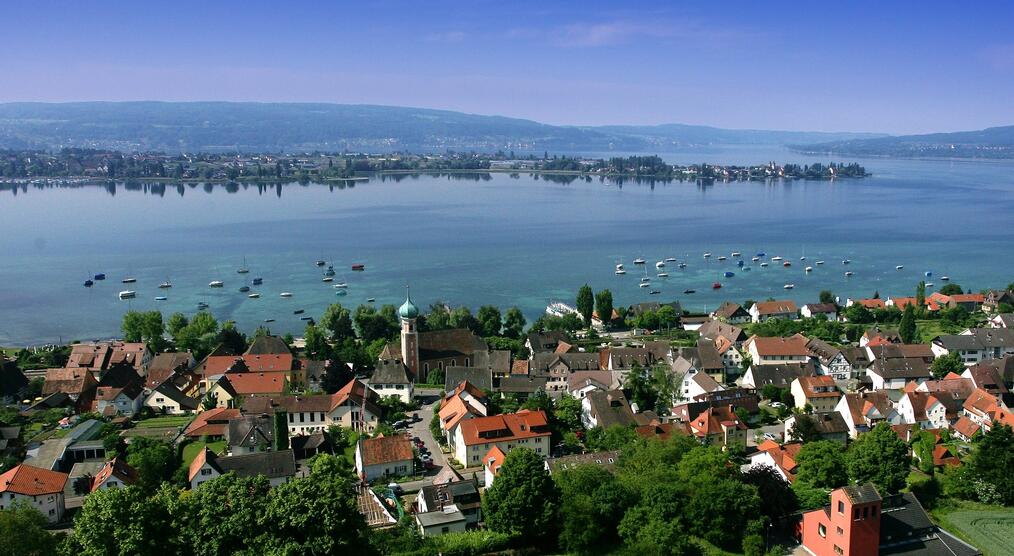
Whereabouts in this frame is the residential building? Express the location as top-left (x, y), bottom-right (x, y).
top-left (698, 320), bottom-right (748, 345)
top-left (931, 329), bottom-right (1014, 366)
top-left (567, 371), bottom-right (611, 399)
top-left (41, 367), bottom-right (98, 411)
top-left (226, 414), bottom-right (274, 455)
top-left (743, 334), bottom-right (811, 365)
top-left (680, 367), bottom-right (726, 400)
top-left (482, 446), bottom-right (506, 490)
top-left (183, 407), bottom-right (241, 439)
top-left (801, 303), bottom-right (839, 321)
top-left (241, 378), bottom-right (382, 435)
top-left (89, 457), bottom-right (138, 492)
top-left (740, 361), bottom-right (816, 389)
top-left (143, 381), bottom-right (199, 414)
top-left (417, 479), bottom-right (481, 530)
top-left (188, 448), bottom-right (296, 489)
top-left (835, 392), bottom-right (900, 438)
top-left (0, 464), bottom-right (68, 523)
top-left (454, 410), bottom-right (551, 466)
top-left (749, 300), bottom-right (799, 322)
top-left (369, 359), bottom-right (414, 403)
top-left (671, 404), bottom-right (747, 450)
top-left (748, 440), bottom-right (801, 482)
top-left (712, 302), bottom-right (751, 324)
top-left (530, 352), bottom-right (600, 392)
top-left (355, 435), bottom-right (414, 482)
top-left (791, 375), bottom-right (841, 412)
top-left (581, 389), bottom-right (644, 429)
top-left (784, 412), bottom-right (849, 445)
top-left (806, 338), bottom-right (851, 380)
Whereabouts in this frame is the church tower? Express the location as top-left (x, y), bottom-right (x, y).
top-left (399, 288), bottom-right (420, 381)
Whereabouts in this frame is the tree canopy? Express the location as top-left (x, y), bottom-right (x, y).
top-left (482, 447), bottom-right (560, 543)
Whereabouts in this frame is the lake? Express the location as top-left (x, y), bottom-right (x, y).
top-left (1, 146), bottom-right (1013, 346)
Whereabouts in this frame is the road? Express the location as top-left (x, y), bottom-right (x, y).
top-left (396, 390), bottom-right (449, 494)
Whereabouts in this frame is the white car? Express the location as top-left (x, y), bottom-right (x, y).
top-left (769, 402), bottom-right (785, 409)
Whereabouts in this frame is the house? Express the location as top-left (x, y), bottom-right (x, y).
top-left (89, 457), bottom-right (138, 492)
top-left (0, 464), bottom-right (68, 523)
top-left (743, 334), bottom-right (810, 365)
top-left (801, 303), bottom-right (838, 321)
top-left (188, 447), bottom-right (296, 489)
top-left (226, 414), bottom-right (274, 455)
top-left (94, 366), bottom-right (145, 417)
top-left (23, 419), bottom-right (107, 472)
top-left (454, 410), bottom-right (551, 466)
top-left (951, 415), bottom-right (982, 442)
top-left (482, 446), bottom-right (506, 490)
top-left (860, 327), bottom-right (901, 347)
top-left (208, 372), bottom-right (288, 406)
top-left (245, 335), bottom-right (292, 356)
top-left (143, 381), bottom-right (199, 414)
top-left (416, 506), bottom-right (467, 537)
top-left (693, 339), bottom-right (729, 383)
top-left (712, 302), bottom-right (751, 324)
top-left (791, 375), bottom-right (841, 412)
top-left (989, 313), bottom-right (1014, 329)
top-left (581, 389), bottom-right (643, 429)
top-left (495, 375), bottom-right (549, 399)
top-left (961, 363), bottom-right (1010, 394)
top-left (929, 292), bottom-right (985, 312)
top-left (961, 388), bottom-right (1011, 432)
top-left (183, 407), bottom-right (242, 439)
top-left (897, 390), bottom-right (963, 430)
top-left (740, 361), bottom-right (816, 390)
top-left (800, 484), bottom-right (979, 556)
top-left (835, 392), bottom-right (900, 438)
top-left (530, 352), bottom-right (599, 392)
top-left (680, 316), bottom-right (710, 331)
top-left (983, 290), bottom-right (1014, 314)
top-left (605, 347), bottom-right (654, 371)
top-left (567, 371), bottom-right (611, 399)
top-left (379, 327), bottom-right (489, 380)
top-left (806, 338), bottom-right (852, 381)
top-left (715, 336), bottom-right (744, 378)
top-left (680, 367), bottom-right (726, 401)
top-left (847, 297), bottom-right (887, 311)
top-left (42, 367), bottom-right (98, 411)
top-left (931, 329), bottom-right (1014, 366)
top-left (144, 352), bottom-right (195, 390)
top-left (867, 358), bottom-right (931, 390)
top-left (66, 341), bottom-right (153, 375)
top-left (750, 300), bottom-right (799, 322)
top-left (698, 320), bottom-right (748, 345)
top-left (635, 421), bottom-right (689, 441)
top-left (672, 404), bottom-right (747, 450)
top-left (749, 440), bottom-right (802, 482)
top-left (241, 378), bottom-right (383, 435)
top-left (438, 382), bottom-right (489, 449)
top-left (355, 435), bottom-right (414, 482)
top-left (839, 347), bottom-right (873, 380)
top-left (417, 479), bottom-right (481, 530)
top-left (784, 412), bottom-right (849, 445)
top-left (525, 331), bottom-right (570, 355)
top-left (369, 359), bottom-right (413, 403)
top-left (444, 366), bottom-right (493, 393)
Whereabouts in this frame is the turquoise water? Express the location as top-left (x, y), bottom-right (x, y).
top-left (1, 146), bottom-right (1012, 345)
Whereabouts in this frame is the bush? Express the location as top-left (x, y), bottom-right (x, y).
top-left (743, 534), bottom-right (765, 556)
top-left (431, 530), bottom-right (514, 556)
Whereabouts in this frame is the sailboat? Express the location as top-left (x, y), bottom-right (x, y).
top-left (209, 280), bottom-right (224, 288)
top-left (237, 257), bottom-right (250, 274)
top-left (159, 279), bottom-right (172, 289)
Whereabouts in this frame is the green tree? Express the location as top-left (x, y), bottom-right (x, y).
top-left (555, 464), bottom-right (635, 553)
top-left (938, 283), bottom-right (963, 296)
top-left (482, 448), bottom-right (560, 543)
top-left (0, 503), bottom-right (62, 556)
top-left (121, 310), bottom-right (167, 352)
top-left (585, 424), bottom-right (637, 451)
top-left (742, 465), bottom-right (798, 521)
top-left (126, 437), bottom-right (176, 493)
top-left (256, 455), bottom-right (374, 554)
top-left (623, 364), bottom-right (658, 413)
top-left (303, 323), bottom-right (330, 359)
top-left (899, 304), bottom-right (917, 344)
top-left (789, 414), bottom-right (823, 443)
top-left (576, 284), bottom-right (595, 326)
top-left (63, 485), bottom-right (176, 556)
top-left (175, 474), bottom-right (271, 555)
top-left (819, 290), bottom-right (836, 305)
top-left (476, 305), bottom-right (502, 337)
top-left (502, 307), bottom-right (526, 339)
top-left (916, 281), bottom-right (927, 308)
top-left (846, 422), bottom-right (911, 493)
top-left (273, 411), bottom-right (289, 451)
top-left (843, 303), bottom-right (874, 324)
top-left (449, 306), bottom-right (482, 335)
top-left (595, 289), bottom-right (614, 328)
top-left (426, 366), bottom-right (445, 387)
top-left (795, 441), bottom-right (848, 489)
top-left (930, 352), bottom-right (964, 379)
top-left (969, 424), bottom-right (1014, 504)
top-left (320, 303), bottom-right (355, 341)
top-left (425, 303), bottom-right (452, 331)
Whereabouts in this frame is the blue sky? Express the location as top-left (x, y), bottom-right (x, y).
top-left (2, 0), bottom-right (1013, 134)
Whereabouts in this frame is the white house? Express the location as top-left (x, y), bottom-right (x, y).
top-left (743, 334), bottom-right (811, 365)
top-left (94, 382), bottom-right (144, 417)
top-left (749, 300), bottom-right (799, 323)
top-left (355, 435), bottom-right (414, 482)
top-left (482, 446), bottom-right (506, 491)
top-left (897, 391), bottom-right (962, 430)
top-left (143, 382), bottom-right (199, 415)
top-left (368, 359), bottom-right (414, 403)
top-left (188, 448), bottom-right (296, 490)
top-left (240, 378), bottom-right (382, 435)
top-left (88, 458), bottom-right (138, 492)
top-left (835, 392), bottom-right (900, 438)
top-left (931, 329), bottom-right (1014, 367)
top-left (790, 375), bottom-right (840, 413)
top-left (0, 465), bottom-right (68, 523)
top-left (681, 368), bottom-right (726, 400)
top-left (800, 303), bottom-right (838, 321)
top-left (454, 410), bottom-right (551, 466)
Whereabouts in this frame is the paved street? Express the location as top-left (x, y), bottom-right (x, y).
top-left (397, 390), bottom-right (448, 493)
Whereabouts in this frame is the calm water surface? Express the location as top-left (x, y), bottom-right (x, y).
top-left (1, 146), bottom-right (1012, 345)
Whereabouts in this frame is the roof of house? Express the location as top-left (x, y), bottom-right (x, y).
top-left (91, 457), bottom-right (138, 491)
top-left (685, 405), bottom-right (747, 437)
top-left (444, 367), bottom-right (493, 392)
top-left (635, 421), bottom-right (689, 440)
top-left (358, 435), bottom-right (414, 467)
top-left (877, 492), bottom-right (981, 556)
top-left (752, 300), bottom-right (799, 315)
top-left (755, 440), bottom-right (802, 481)
top-left (242, 378), bottom-right (381, 417)
top-left (219, 372), bottom-right (287, 396)
top-left (690, 370), bottom-right (724, 393)
top-left (952, 415), bottom-right (981, 439)
top-left (469, 350), bottom-right (512, 374)
top-left (747, 362), bottom-right (816, 388)
top-left (438, 394), bottom-right (483, 432)
top-left (0, 464), bottom-right (68, 495)
top-left (869, 343), bottom-right (935, 361)
top-left (963, 364), bottom-right (1009, 394)
top-left (42, 367), bottom-right (96, 396)
top-left (226, 414), bottom-right (274, 450)
top-left (148, 381), bottom-right (200, 410)
top-left (214, 449), bottom-right (296, 480)
top-left (844, 483), bottom-right (881, 504)
top-left (803, 303), bottom-right (838, 314)
top-left (802, 412), bottom-right (849, 435)
top-left (806, 338), bottom-right (842, 364)
top-left (696, 340), bottom-right (724, 371)
top-left (419, 329), bottom-right (488, 360)
top-left (244, 335), bottom-right (291, 356)
top-left (483, 445), bottom-right (506, 475)
top-left (714, 302), bottom-right (748, 320)
top-left (371, 359), bottom-right (411, 385)
top-left (526, 331), bottom-right (570, 353)
top-left (795, 375), bottom-right (840, 399)
top-left (146, 352), bottom-right (193, 378)
top-left (567, 370), bottom-right (611, 393)
top-left (745, 334), bottom-right (811, 357)
top-left (530, 352), bottom-right (601, 374)
top-left (698, 320), bottom-right (747, 343)
top-left (841, 392), bottom-right (895, 425)
top-left (459, 410), bottom-right (550, 446)
top-left (183, 407), bottom-right (242, 437)
top-left (496, 375), bottom-right (548, 394)
top-left (871, 357), bottom-right (932, 380)
top-left (241, 354), bottom-right (294, 373)
top-left (935, 329), bottom-right (1014, 351)
top-left (545, 450), bottom-right (621, 474)
top-left (511, 360), bottom-right (529, 375)
top-left (584, 390), bottom-right (639, 428)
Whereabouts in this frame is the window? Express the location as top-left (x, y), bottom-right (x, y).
top-left (288, 413), bottom-right (294, 423)
top-left (299, 413), bottom-right (305, 423)
top-left (854, 509), bottom-right (860, 519)
top-left (838, 500), bottom-right (845, 514)
top-left (837, 526), bottom-right (844, 536)
top-left (441, 526), bottom-right (450, 534)
top-left (834, 545), bottom-right (844, 555)
top-left (201, 468), bottom-right (212, 476)
top-left (49, 509), bottom-right (55, 516)
top-left (863, 507), bottom-right (868, 519)
top-left (818, 524), bottom-right (827, 538)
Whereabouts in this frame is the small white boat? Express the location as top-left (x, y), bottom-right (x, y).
top-left (615, 269), bottom-right (627, 275)
top-left (760, 262), bottom-right (769, 267)
top-left (925, 282), bottom-right (934, 287)
top-left (703, 252), bottom-right (711, 258)
top-left (633, 258), bottom-right (646, 265)
top-left (665, 257), bottom-right (677, 262)
top-left (333, 282), bottom-right (348, 289)
top-left (657, 272), bottom-right (669, 278)
top-left (816, 260), bottom-right (825, 265)
top-left (122, 277), bottom-right (137, 284)
top-left (248, 293), bottom-right (260, 299)
top-left (783, 284), bottom-right (794, 290)
top-left (154, 296), bottom-right (167, 301)
top-left (751, 257), bottom-right (760, 262)
top-left (842, 259), bottom-right (851, 265)
top-left (209, 280), bottom-right (224, 288)
top-left (845, 271), bottom-right (854, 277)
top-left (322, 277), bottom-right (334, 282)
top-left (159, 281), bottom-right (172, 289)
top-left (940, 276), bottom-right (950, 281)
top-left (805, 266), bottom-right (813, 272)
top-left (280, 292), bottom-right (293, 298)
top-left (731, 252), bottom-right (741, 257)
top-left (799, 256), bottom-right (806, 261)
top-left (237, 256), bottom-right (250, 274)
top-left (615, 263), bottom-right (625, 271)
top-left (119, 290), bottom-right (136, 299)
top-left (717, 256), bottom-right (727, 261)
top-left (640, 277), bottom-right (651, 283)
top-left (772, 256), bottom-right (783, 262)
top-left (640, 282), bottom-right (650, 288)
top-left (896, 265), bottom-right (904, 270)
top-left (655, 261), bottom-right (665, 269)
top-left (678, 263), bottom-right (687, 269)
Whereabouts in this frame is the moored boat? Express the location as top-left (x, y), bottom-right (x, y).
top-left (122, 277), bottom-right (136, 284)
top-left (280, 292), bottom-right (293, 298)
top-left (209, 280), bottom-right (224, 288)
top-left (119, 290), bottom-right (136, 299)
top-left (351, 264), bottom-right (365, 271)
top-left (155, 296), bottom-right (167, 301)
top-left (94, 273), bottom-right (106, 280)
top-left (84, 279), bottom-right (94, 287)
top-left (783, 284), bottom-right (794, 289)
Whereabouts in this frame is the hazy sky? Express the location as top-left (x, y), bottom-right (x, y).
top-left (3, 0), bottom-right (1013, 134)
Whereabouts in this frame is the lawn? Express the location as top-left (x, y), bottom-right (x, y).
top-left (181, 440), bottom-right (226, 468)
top-left (135, 415), bottom-right (194, 429)
top-left (915, 319), bottom-right (965, 343)
top-left (931, 501), bottom-right (1014, 556)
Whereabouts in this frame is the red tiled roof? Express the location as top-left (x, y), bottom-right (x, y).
top-left (188, 447), bottom-right (221, 481)
top-left (223, 372), bottom-right (287, 395)
top-left (747, 334), bottom-right (810, 357)
top-left (459, 410), bottom-right (550, 446)
top-left (952, 416), bottom-right (980, 439)
top-left (932, 445), bottom-right (961, 467)
top-left (753, 300), bottom-right (798, 315)
top-left (241, 354), bottom-right (294, 373)
top-left (483, 446), bottom-right (506, 475)
top-left (796, 375), bottom-right (840, 398)
top-left (0, 464), bottom-right (67, 495)
top-left (184, 407), bottom-right (241, 437)
top-left (358, 435), bottom-right (414, 467)
top-left (856, 299), bottom-right (887, 309)
top-left (91, 457), bottom-right (139, 492)
top-left (757, 440), bottom-right (802, 482)
top-left (687, 405), bottom-right (747, 437)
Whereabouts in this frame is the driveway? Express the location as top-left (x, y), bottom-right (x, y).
top-left (397, 391), bottom-right (448, 493)
top-left (748, 421), bottom-right (786, 448)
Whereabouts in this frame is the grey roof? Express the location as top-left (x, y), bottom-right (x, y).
top-left (215, 449), bottom-right (296, 480)
top-left (526, 331), bottom-right (570, 353)
top-left (748, 362), bottom-right (816, 388)
top-left (806, 338), bottom-right (842, 364)
top-left (803, 303), bottom-right (838, 314)
top-left (245, 335), bottom-right (292, 355)
top-left (469, 350), bottom-right (511, 374)
top-left (607, 348), bottom-right (653, 370)
top-left (416, 508), bottom-right (467, 527)
top-left (698, 320), bottom-right (746, 343)
top-left (226, 414), bottom-right (274, 450)
top-left (530, 352), bottom-right (600, 374)
top-left (871, 358), bottom-right (932, 380)
top-left (935, 329), bottom-right (1014, 351)
top-left (147, 352), bottom-right (193, 375)
top-left (289, 432), bottom-right (328, 452)
top-left (808, 412), bottom-right (849, 435)
top-left (151, 381), bottom-right (199, 410)
top-left (419, 329), bottom-right (488, 360)
top-left (444, 367), bottom-right (492, 392)
top-left (496, 375), bottom-right (548, 394)
top-left (585, 390), bottom-right (638, 428)
top-left (419, 479), bottom-right (479, 511)
top-left (971, 356), bottom-right (1014, 386)
top-left (844, 483), bottom-right (882, 504)
top-left (995, 313), bottom-right (1014, 328)
top-left (695, 340), bottom-right (723, 371)
top-left (879, 493), bottom-right (980, 556)
top-left (371, 360), bottom-right (411, 385)
top-left (840, 346), bottom-right (872, 367)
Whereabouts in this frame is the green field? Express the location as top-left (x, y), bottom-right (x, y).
top-left (181, 440), bottom-right (226, 468)
top-left (135, 415), bottom-right (194, 429)
top-left (934, 505), bottom-right (1014, 556)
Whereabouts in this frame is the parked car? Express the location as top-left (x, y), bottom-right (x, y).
top-left (769, 402), bottom-right (785, 409)
top-left (763, 432), bottom-right (779, 441)
top-left (388, 483), bottom-right (403, 494)
top-left (412, 413), bottom-right (420, 422)
top-left (393, 420), bottom-right (408, 429)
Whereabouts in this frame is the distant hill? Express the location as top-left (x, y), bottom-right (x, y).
top-left (792, 125), bottom-right (1014, 159)
top-left (0, 101), bottom-right (880, 154)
